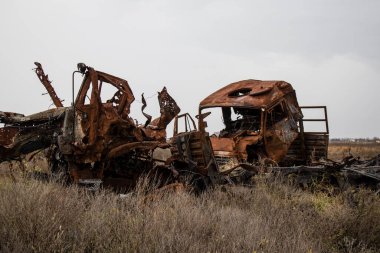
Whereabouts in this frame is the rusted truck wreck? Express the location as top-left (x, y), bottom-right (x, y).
top-left (0, 63), bottom-right (181, 190)
top-left (171, 80), bottom-right (329, 178)
top-left (1, 64), bottom-right (379, 190)
top-left (171, 80), bottom-right (379, 186)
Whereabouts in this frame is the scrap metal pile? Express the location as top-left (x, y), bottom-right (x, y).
top-left (0, 63), bottom-right (379, 191)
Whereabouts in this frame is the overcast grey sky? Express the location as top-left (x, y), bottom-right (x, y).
top-left (0, 0), bottom-right (379, 138)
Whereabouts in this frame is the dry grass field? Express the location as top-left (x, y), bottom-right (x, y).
top-left (0, 176), bottom-right (379, 253)
top-left (0, 141), bottom-right (379, 253)
top-left (328, 142), bottom-right (380, 161)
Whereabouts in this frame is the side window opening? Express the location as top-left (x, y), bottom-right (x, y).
top-left (197, 108), bottom-right (224, 136)
top-left (175, 114), bottom-right (196, 134)
top-left (82, 80), bottom-right (123, 108)
top-left (100, 82), bottom-right (120, 106)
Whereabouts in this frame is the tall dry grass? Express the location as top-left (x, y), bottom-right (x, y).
top-left (0, 175), bottom-right (379, 253)
top-left (328, 142), bottom-right (380, 161)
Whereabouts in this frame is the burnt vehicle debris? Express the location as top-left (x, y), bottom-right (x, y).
top-left (0, 63), bottom-right (181, 191)
top-left (171, 79), bottom-right (380, 187)
top-left (171, 80), bottom-right (329, 175)
top-left (1, 66), bottom-right (379, 192)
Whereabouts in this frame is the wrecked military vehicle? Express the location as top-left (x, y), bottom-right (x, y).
top-left (171, 79), bottom-right (329, 179)
top-left (1, 64), bottom-right (379, 191)
top-left (171, 80), bottom-right (380, 187)
top-left (6, 66), bottom-right (319, 190)
top-left (0, 63), bottom-right (181, 190)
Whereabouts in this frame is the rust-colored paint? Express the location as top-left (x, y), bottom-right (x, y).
top-left (200, 79), bottom-right (295, 109)
top-left (211, 138), bottom-right (236, 153)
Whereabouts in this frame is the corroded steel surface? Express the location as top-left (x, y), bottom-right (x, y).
top-left (200, 79), bottom-right (294, 109)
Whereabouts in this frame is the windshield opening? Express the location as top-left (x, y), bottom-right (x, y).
top-left (201, 107), bottom-right (262, 137)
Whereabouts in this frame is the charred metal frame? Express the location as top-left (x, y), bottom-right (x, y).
top-left (298, 106), bottom-right (329, 161)
top-left (0, 63), bottom-right (181, 191)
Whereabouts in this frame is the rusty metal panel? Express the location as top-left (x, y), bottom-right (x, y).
top-left (200, 80), bottom-right (295, 109)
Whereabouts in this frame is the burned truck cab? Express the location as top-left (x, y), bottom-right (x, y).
top-left (198, 80), bottom-right (302, 168)
top-left (172, 79), bottom-right (328, 177)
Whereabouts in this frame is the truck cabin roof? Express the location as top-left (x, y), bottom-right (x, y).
top-left (199, 79), bottom-right (295, 110)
